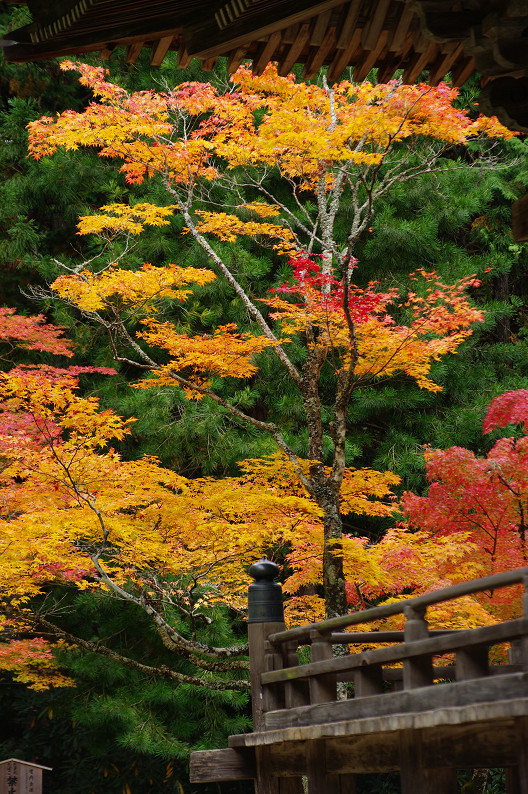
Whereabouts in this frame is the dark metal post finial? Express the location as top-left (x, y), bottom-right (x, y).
top-left (248, 557), bottom-right (284, 623)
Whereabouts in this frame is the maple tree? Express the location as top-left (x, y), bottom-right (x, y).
top-left (25, 60), bottom-right (513, 625)
top-left (401, 389), bottom-right (528, 621)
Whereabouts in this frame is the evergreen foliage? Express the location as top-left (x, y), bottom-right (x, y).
top-left (0, 4), bottom-right (528, 788)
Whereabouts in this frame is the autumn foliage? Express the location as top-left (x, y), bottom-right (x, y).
top-left (402, 390), bottom-right (528, 620)
top-left (0, 62), bottom-right (518, 690)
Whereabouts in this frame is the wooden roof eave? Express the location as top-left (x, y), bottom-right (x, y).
top-left (1, 16), bottom-right (185, 63)
top-left (185, 0), bottom-right (352, 58)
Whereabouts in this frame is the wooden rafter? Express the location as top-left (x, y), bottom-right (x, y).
top-left (150, 35), bottom-right (173, 66)
top-left (186, 0), bottom-right (353, 59)
top-left (250, 30), bottom-right (280, 75)
top-left (304, 25), bottom-right (337, 79)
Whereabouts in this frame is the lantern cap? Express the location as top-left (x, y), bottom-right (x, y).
top-left (249, 557), bottom-right (280, 582)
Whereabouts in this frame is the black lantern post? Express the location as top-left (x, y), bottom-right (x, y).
top-left (247, 557), bottom-right (286, 731)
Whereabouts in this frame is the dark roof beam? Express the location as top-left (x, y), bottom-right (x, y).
top-left (186, 0), bottom-right (354, 59)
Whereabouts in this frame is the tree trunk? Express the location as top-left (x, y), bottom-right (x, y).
top-left (315, 480), bottom-right (348, 619)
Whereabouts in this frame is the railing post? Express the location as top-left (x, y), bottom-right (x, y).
top-left (248, 557), bottom-right (286, 731)
top-left (248, 558), bottom-right (303, 794)
top-left (510, 577), bottom-right (528, 793)
top-left (309, 630), bottom-right (337, 704)
top-left (521, 574), bottom-right (528, 670)
top-left (403, 604), bottom-right (433, 689)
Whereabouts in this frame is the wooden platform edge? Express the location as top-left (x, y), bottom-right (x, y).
top-left (189, 747), bottom-right (256, 783)
top-left (228, 695), bottom-right (528, 747)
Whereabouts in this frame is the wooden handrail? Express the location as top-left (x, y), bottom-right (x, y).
top-left (329, 629), bottom-right (458, 643)
top-left (261, 618), bottom-right (528, 685)
top-left (268, 565), bottom-right (528, 645)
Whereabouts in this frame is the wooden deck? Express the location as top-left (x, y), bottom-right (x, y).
top-left (190, 566), bottom-right (528, 793)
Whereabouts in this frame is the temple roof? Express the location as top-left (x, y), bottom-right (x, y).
top-left (1, 1), bottom-right (527, 131)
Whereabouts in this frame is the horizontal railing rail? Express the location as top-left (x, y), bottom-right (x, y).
top-left (261, 619), bottom-right (528, 685)
top-left (268, 565), bottom-right (528, 645)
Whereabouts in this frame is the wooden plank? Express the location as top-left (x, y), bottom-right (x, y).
top-left (304, 25), bottom-right (336, 79)
top-left (282, 24), bottom-right (300, 45)
top-left (326, 731), bottom-right (400, 774)
top-left (376, 57), bottom-right (397, 83)
top-left (331, 630), bottom-right (456, 643)
top-left (308, 631), bottom-right (336, 705)
top-left (249, 621), bottom-right (287, 730)
top-left (6, 15), bottom-right (185, 63)
top-left (228, 711), bottom-right (528, 776)
top-left (263, 640), bottom-right (286, 713)
top-left (310, 9), bottom-right (332, 46)
top-left (451, 55), bottom-right (475, 86)
top-left (99, 45), bottom-right (114, 60)
top-left (388, 1), bottom-right (415, 52)
top-left (263, 619), bottom-right (528, 687)
top-left (456, 644), bottom-right (489, 681)
top-left (226, 45), bottom-right (248, 73)
top-left (268, 566), bottom-right (528, 647)
top-left (507, 767), bottom-right (521, 794)
top-left (231, 698), bottom-right (528, 751)
top-left (278, 22), bottom-right (310, 76)
top-left (189, 748), bottom-right (256, 783)
top-left (336, 0), bottom-right (363, 49)
top-left (327, 26), bottom-right (361, 81)
top-left (178, 46), bottom-right (192, 68)
top-left (361, 0), bottom-right (391, 51)
top-left (126, 40), bottom-right (143, 63)
top-left (339, 774), bottom-right (357, 793)
top-left (256, 746), bottom-right (280, 794)
top-left (279, 779), bottom-right (304, 794)
top-left (201, 56), bottom-right (218, 70)
top-left (306, 739), bottom-right (341, 793)
top-left (403, 604), bottom-right (433, 690)
top-left (253, 30), bottom-right (281, 75)
top-left (284, 641), bottom-right (310, 709)
top-left (354, 663), bottom-right (383, 697)
top-left (427, 41), bottom-right (463, 85)
top-left (517, 717), bottom-right (528, 794)
top-left (512, 193), bottom-right (528, 243)
top-left (150, 35), bottom-right (173, 66)
top-left (402, 40), bottom-right (438, 83)
top-left (354, 28), bottom-right (388, 81)
top-left (264, 672), bottom-right (528, 730)
top-left (399, 730), bottom-right (457, 794)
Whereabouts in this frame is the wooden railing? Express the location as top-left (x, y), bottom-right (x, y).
top-left (253, 567), bottom-right (528, 730)
top-left (191, 565), bottom-right (528, 793)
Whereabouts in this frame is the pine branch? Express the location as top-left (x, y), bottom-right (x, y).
top-left (35, 616), bottom-right (250, 691)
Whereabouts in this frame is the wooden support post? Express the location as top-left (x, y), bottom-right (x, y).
top-left (248, 559), bottom-right (304, 794)
top-left (456, 643), bottom-right (489, 681)
top-left (283, 640), bottom-right (309, 709)
top-left (521, 575), bottom-right (528, 670)
top-left (399, 730), bottom-right (457, 794)
top-left (248, 558), bottom-right (286, 731)
top-left (309, 631), bottom-right (336, 704)
top-left (507, 766), bottom-right (521, 794)
top-left (516, 717), bottom-right (528, 794)
top-left (403, 604), bottom-right (433, 690)
top-left (255, 747), bottom-right (280, 794)
top-left (262, 639), bottom-right (286, 713)
top-left (354, 663), bottom-right (383, 697)
top-left (338, 775), bottom-right (357, 793)
top-left (249, 623), bottom-right (286, 731)
top-left (306, 739), bottom-right (341, 793)
top-left (513, 193), bottom-right (528, 243)
top-left (507, 718), bottom-right (528, 794)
